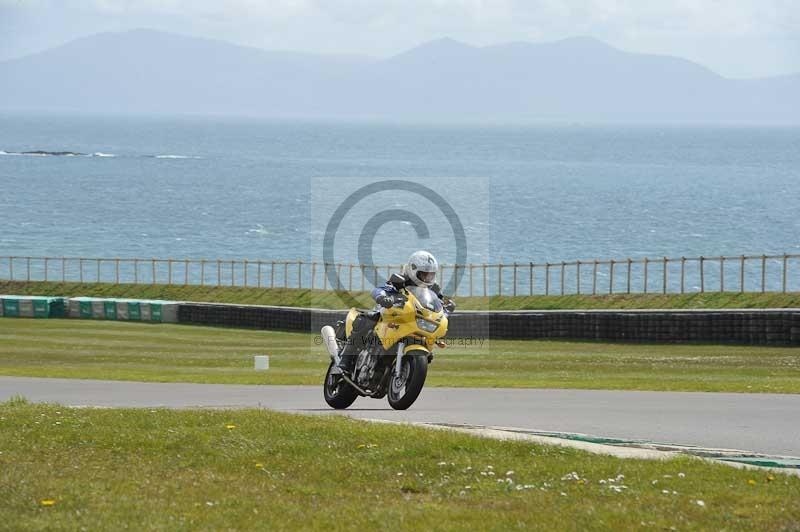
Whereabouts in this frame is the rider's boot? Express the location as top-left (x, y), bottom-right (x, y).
top-left (336, 340), bottom-right (357, 375)
top-left (335, 314), bottom-right (375, 375)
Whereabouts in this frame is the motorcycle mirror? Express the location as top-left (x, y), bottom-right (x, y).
top-left (388, 273), bottom-right (405, 286)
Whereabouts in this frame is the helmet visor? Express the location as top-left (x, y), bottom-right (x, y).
top-left (418, 270), bottom-right (436, 284)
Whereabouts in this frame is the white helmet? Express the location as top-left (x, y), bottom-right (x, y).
top-left (404, 250), bottom-right (439, 287)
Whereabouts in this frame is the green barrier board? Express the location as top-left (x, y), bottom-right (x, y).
top-left (103, 301), bottom-right (117, 320)
top-left (150, 303), bottom-right (163, 322)
top-left (63, 297), bottom-right (178, 323)
top-left (0, 296), bottom-right (65, 319)
top-left (3, 296), bottom-right (177, 323)
top-left (70, 297), bottom-right (104, 319)
top-left (33, 299), bottom-right (49, 318)
top-left (127, 302), bottom-right (141, 321)
top-left (2, 299), bottom-right (19, 317)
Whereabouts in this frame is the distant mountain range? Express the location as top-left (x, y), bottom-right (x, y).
top-left (1, 29), bottom-right (797, 123)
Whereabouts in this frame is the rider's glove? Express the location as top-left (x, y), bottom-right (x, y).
top-left (376, 293), bottom-right (396, 309)
top-left (443, 298), bottom-right (456, 314)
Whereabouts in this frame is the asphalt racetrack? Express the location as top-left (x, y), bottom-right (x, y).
top-left (2, 376), bottom-right (799, 457)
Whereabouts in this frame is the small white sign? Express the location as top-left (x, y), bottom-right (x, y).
top-left (254, 355), bottom-right (270, 371)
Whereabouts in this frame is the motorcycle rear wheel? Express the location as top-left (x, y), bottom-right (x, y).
top-left (323, 361), bottom-right (358, 409)
top-left (387, 352), bottom-right (428, 410)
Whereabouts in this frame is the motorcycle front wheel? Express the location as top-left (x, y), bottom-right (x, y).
top-left (387, 351), bottom-right (428, 410)
top-left (323, 361), bottom-right (358, 409)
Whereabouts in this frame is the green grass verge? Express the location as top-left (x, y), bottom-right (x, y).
top-left (1, 400), bottom-right (798, 530)
top-left (3, 280), bottom-right (800, 310)
top-left (2, 319), bottom-right (799, 393)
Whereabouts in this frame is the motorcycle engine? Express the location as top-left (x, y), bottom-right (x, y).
top-left (355, 349), bottom-right (379, 389)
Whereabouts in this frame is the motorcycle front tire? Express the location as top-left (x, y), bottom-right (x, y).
top-left (387, 351), bottom-right (428, 410)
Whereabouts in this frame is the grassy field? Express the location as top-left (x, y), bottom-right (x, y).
top-left (1, 399), bottom-right (798, 530)
top-left (3, 280), bottom-right (800, 310)
top-left (1, 319), bottom-right (799, 393)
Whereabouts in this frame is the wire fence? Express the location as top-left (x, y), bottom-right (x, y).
top-left (1, 254), bottom-right (799, 297)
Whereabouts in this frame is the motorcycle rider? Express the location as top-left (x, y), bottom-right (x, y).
top-left (335, 250), bottom-right (455, 374)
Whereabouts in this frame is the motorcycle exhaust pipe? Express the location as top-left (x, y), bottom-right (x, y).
top-left (320, 325), bottom-right (340, 362)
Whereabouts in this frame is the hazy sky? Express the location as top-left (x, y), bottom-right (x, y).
top-left (1, 0), bottom-right (798, 78)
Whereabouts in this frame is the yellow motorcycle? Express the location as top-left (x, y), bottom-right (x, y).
top-left (321, 275), bottom-right (449, 410)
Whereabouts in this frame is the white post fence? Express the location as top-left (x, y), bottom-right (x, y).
top-left (1, 253), bottom-right (799, 297)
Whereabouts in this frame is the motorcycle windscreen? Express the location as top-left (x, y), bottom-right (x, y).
top-left (407, 286), bottom-right (443, 312)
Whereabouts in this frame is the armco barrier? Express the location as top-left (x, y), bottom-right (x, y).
top-left (176, 303), bottom-right (800, 346)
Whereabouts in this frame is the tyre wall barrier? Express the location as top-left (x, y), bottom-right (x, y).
top-left (176, 303), bottom-right (800, 346)
top-left (177, 303), bottom-right (347, 333)
top-left (445, 310), bottom-right (800, 345)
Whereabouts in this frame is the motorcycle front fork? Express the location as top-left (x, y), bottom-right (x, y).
top-left (394, 341), bottom-right (405, 376)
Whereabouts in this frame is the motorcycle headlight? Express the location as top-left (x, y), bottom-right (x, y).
top-left (416, 317), bottom-right (438, 333)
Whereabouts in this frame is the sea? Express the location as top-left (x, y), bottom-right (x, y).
top-left (1, 113), bottom-right (799, 292)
